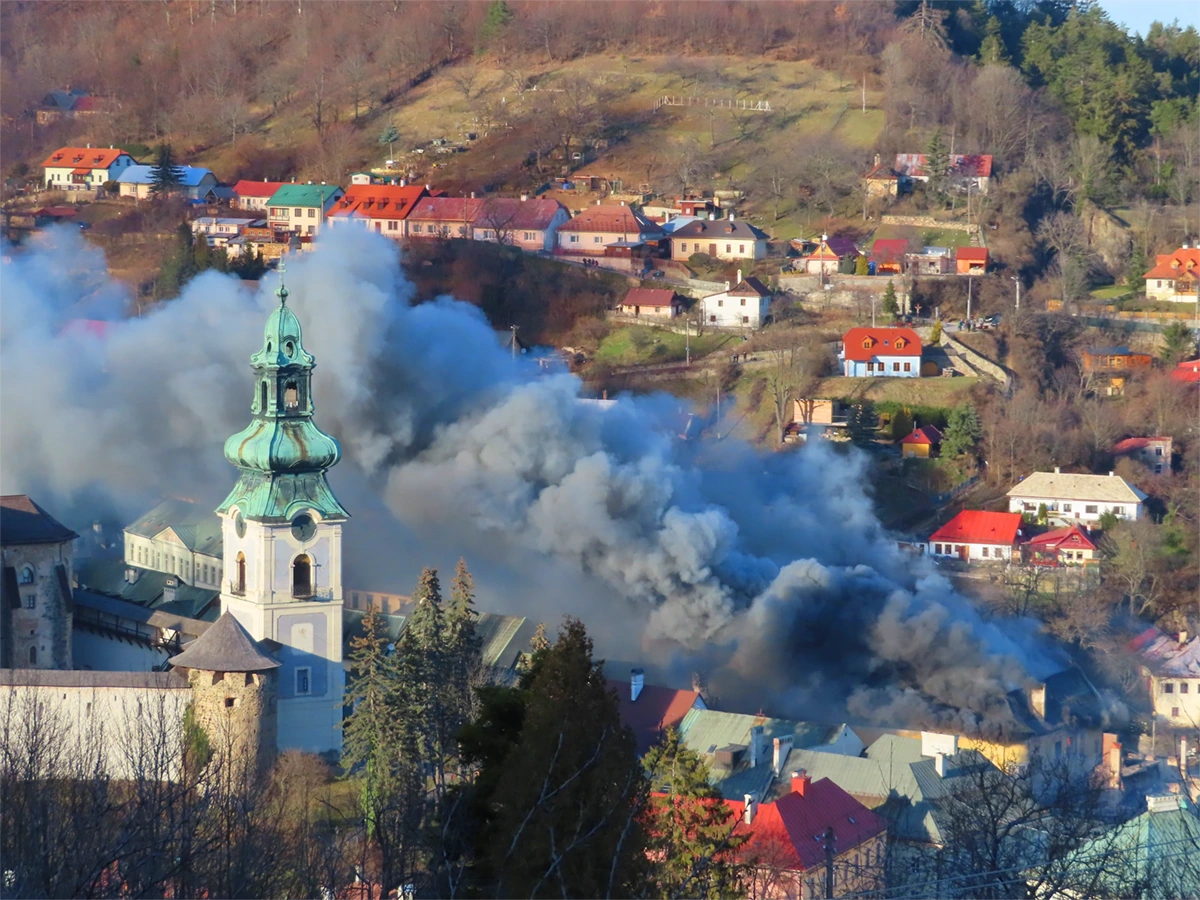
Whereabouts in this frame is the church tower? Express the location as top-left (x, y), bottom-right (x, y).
top-left (217, 273), bottom-right (348, 755)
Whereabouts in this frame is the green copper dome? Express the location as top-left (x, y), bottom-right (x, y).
top-left (218, 276), bottom-right (349, 523)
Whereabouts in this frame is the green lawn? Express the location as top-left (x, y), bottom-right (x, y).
top-left (870, 223), bottom-right (974, 249)
top-left (597, 326), bottom-right (734, 366)
top-left (1089, 285), bottom-right (1134, 301)
top-left (813, 375), bottom-right (978, 406)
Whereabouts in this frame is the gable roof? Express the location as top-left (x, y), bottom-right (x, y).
top-left (1172, 359), bottom-right (1200, 383)
top-left (668, 218), bottom-right (769, 241)
top-left (1065, 800), bottom-right (1200, 897)
top-left (955, 246), bottom-right (989, 263)
top-left (558, 205), bottom-right (662, 236)
top-left (622, 287), bottom-right (678, 309)
top-left (0, 495), bottom-right (78, 546)
top-left (473, 196), bottom-right (568, 231)
top-left (267, 183), bottom-right (343, 207)
top-left (233, 180), bottom-right (289, 199)
top-left (406, 196), bottom-right (484, 223)
top-left (805, 236), bottom-right (858, 260)
top-left (841, 327), bottom-right (922, 361)
top-left (41, 147), bottom-right (131, 169)
top-left (870, 238), bottom-right (909, 264)
top-left (609, 680), bottom-right (703, 754)
top-left (1005, 668), bottom-right (1106, 736)
top-left (1026, 524), bottom-right (1097, 552)
top-left (900, 425), bottom-right (943, 446)
top-left (929, 510), bottom-right (1022, 546)
top-left (115, 164), bottom-right (215, 187)
top-left (328, 184), bottom-right (426, 221)
top-left (76, 558), bottom-right (220, 621)
top-left (726, 778), bottom-right (888, 871)
top-left (170, 610), bottom-right (280, 672)
top-left (728, 276), bottom-right (772, 297)
top-left (895, 153), bottom-right (993, 179)
top-left (1144, 247), bottom-right (1200, 280)
top-left (1129, 627), bottom-right (1200, 678)
top-left (1112, 436), bottom-right (1171, 454)
top-left (1005, 471), bottom-right (1146, 505)
top-left (126, 498), bottom-right (223, 556)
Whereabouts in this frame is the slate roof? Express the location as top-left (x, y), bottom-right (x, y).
top-left (622, 287), bottom-right (678, 308)
top-left (267, 183), bottom-right (343, 207)
top-left (73, 587), bottom-right (211, 638)
top-left (126, 498), bottom-right (223, 556)
top-left (473, 197), bottom-right (568, 231)
top-left (41, 147), bottom-right (130, 169)
top-left (1006, 471), bottom-right (1146, 505)
top-left (76, 558), bottom-right (220, 621)
top-left (1, 495), bottom-right (79, 546)
top-left (116, 165), bottom-right (215, 187)
top-left (841, 327), bottom-right (922, 361)
top-left (668, 218), bottom-right (769, 241)
top-left (1129, 627), bottom-right (1200, 678)
top-left (0, 668), bottom-right (188, 689)
top-left (170, 611), bottom-right (280, 672)
top-left (928, 510), bottom-right (1023, 546)
top-left (728, 276), bottom-right (772, 297)
top-left (1004, 668), bottom-right (1106, 737)
top-left (328, 184), bottom-right (427, 221)
top-left (609, 679), bottom-right (703, 754)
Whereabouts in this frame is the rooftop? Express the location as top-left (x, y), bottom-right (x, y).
top-left (76, 558), bottom-right (220, 621)
top-left (1112, 436), bottom-right (1171, 454)
top-left (125, 498), bottom-right (223, 556)
top-left (955, 246), bottom-right (989, 262)
top-left (1025, 523), bottom-right (1098, 552)
top-left (328, 184), bottom-right (427, 220)
top-left (622, 287), bottom-right (678, 309)
top-left (870, 238), bottom-right (909, 263)
top-left (728, 276), bottom-right (772, 297)
top-left (667, 218), bottom-right (768, 241)
top-left (266, 183), bottom-right (343, 207)
top-left (41, 146), bottom-right (130, 169)
top-left (1144, 247), bottom-right (1200, 280)
top-left (0, 495), bottom-right (78, 546)
top-left (232, 179), bottom-right (288, 198)
top-left (1129, 627), bottom-right (1200, 678)
top-left (0, 668), bottom-right (188, 689)
top-left (406, 196), bottom-right (484, 223)
top-left (115, 164), bottom-right (215, 187)
top-left (558, 205), bottom-right (662, 236)
top-left (929, 510), bottom-right (1023, 546)
top-left (841, 327), bottom-right (922, 361)
top-left (895, 153), bottom-right (994, 179)
top-left (900, 425), bottom-right (943, 446)
top-left (170, 611), bottom-right (281, 672)
top-left (473, 196), bottom-right (568, 231)
top-left (1006, 471), bottom-right (1146, 505)
top-left (608, 677), bottom-right (703, 754)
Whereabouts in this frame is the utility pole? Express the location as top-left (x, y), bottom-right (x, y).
top-left (967, 276), bottom-right (972, 322)
top-left (1012, 275), bottom-right (1021, 312)
top-left (871, 293), bottom-right (876, 328)
top-left (685, 316), bottom-right (690, 366)
top-left (715, 385), bottom-right (720, 440)
top-left (510, 324), bottom-right (519, 361)
top-left (862, 73), bottom-right (866, 113)
top-left (823, 826), bottom-right (836, 899)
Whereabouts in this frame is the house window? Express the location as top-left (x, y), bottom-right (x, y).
top-left (293, 208), bottom-right (302, 217)
top-left (292, 554), bottom-right (313, 598)
top-left (1180, 683), bottom-right (1189, 694)
top-left (903, 362), bottom-right (911, 372)
top-left (1113, 506), bottom-right (1124, 517)
top-left (18, 566), bottom-right (34, 585)
top-left (1085, 505), bottom-right (1098, 514)
top-left (743, 316), bottom-right (749, 324)
top-left (308, 209), bottom-right (316, 218)
top-left (740, 298), bottom-right (746, 306)
top-left (982, 547), bottom-right (989, 557)
top-left (718, 299), bottom-right (724, 307)
top-left (680, 243), bottom-right (688, 252)
top-left (29, 647), bottom-right (37, 665)
top-left (934, 543), bottom-right (942, 554)
top-left (726, 244), bottom-right (731, 252)
top-left (24, 594), bottom-right (35, 609)
top-left (1172, 707), bottom-right (1181, 718)
top-left (568, 234), bottom-right (577, 242)
top-left (389, 220), bottom-right (398, 231)
top-left (893, 362), bottom-right (900, 372)
top-left (235, 552), bottom-right (246, 594)
top-left (593, 236), bottom-right (602, 243)
top-left (295, 667), bottom-right (312, 696)
top-left (1157, 280), bottom-right (1162, 288)
top-left (306, 225), bottom-right (315, 235)
top-left (739, 244), bottom-right (745, 253)
top-left (1164, 683), bottom-right (1174, 693)
top-left (1155, 447), bottom-right (1163, 456)
top-left (524, 232), bottom-right (534, 241)
top-left (709, 315), bottom-right (717, 323)
top-left (1062, 503), bottom-right (1071, 512)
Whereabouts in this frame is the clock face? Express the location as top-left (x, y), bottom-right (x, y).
top-left (234, 511), bottom-right (246, 539)
top-left (291, 513), bottom-right (316, 542)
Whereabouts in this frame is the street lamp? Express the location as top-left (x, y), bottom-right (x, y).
top-left (1011, 275), bottom-right (1021, 312)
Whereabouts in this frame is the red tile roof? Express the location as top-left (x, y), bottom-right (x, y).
top-left (929, 510), bottom-right (1023, 546)
top-left (608, 680), bottom-right (702, 754)
top-left (870, 238), bottom-right (908, 264)
top-left (473, 196), bottom-right (568, 231)
top-left (900, 425), bottom-right (943, 446)
top-left (622, 287), bottom-right (678, 309)
top-left (1112, 436), bottom-right (1170, 454)
top-left (42, 147), bottom-right (130, 169)
top-left (1144, 248), bottom-right (1200, 280)
top-left (1026, 524), bottom-right (1097, 552)
top-left (895, 153), bottom-right (993, 178)
top-left (841, 327), bottom-right (922, 362)
top-left (328, 184), bottom-right (426, 220)
top-left (233, 180), bottom-right (288, 199)
top-left (1171, 359), bottom-right (1200, 383)
top-left (955, 246), bottom-right (989, 262)
top-left (726, 778), bottom-right (888, 872)
top-left (407, 196), bottom-right (484, 223)
top-left (558, 205), bottom-right (662, 236)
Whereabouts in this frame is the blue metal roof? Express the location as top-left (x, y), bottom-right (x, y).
top-left (115, 164), bottom-right (216, 186)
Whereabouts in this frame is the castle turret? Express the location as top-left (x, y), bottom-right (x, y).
top-left (170, 611), bottom-right (280, 781)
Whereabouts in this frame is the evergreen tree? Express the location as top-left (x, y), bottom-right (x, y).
top-left (155, 223), bottom-right (198, 298)
top-left (847, 402), bottom-right (878, 447)
top-left (379, 124), bottom-right (400, 162)
top-left (447, 558), bottom-right (483, 728)
top-left (643, 728), bottom-right (747, 899)
top-left (930, 320), bottom-right (943, 343)
top-left (477, 0), bottom-right (514, 49)
top-left (149, 144), bottom-right (184, 195)
top-left (979, 16), bottom-right (1010, 65)
top-left (925, 129), bottom-right (950, 202)
top-left (941, 402), bottom-right (983, 457)
top-left (1126, 240), bottom-right (1148, 287)
top-left (889, 407), bottom-right (914, 442)
top-left (193, 233), bottom-right (211, 272)
top-left (1160, 321), bottom-right (1197, 364)
top-left (343, 607), bottom-right (398, 777)
top-left (882, 280), bottom-right (899, 317)
top-left (855, 254), bottom-right (869, 276)
top-left (405, 567), bottom-right (452, 798)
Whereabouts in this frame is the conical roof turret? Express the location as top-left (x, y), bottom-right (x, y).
top-left (169, 611), bottom-right (281, 672)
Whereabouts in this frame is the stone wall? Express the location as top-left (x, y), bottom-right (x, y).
top-left (188, 667), bottom-right (277, 781)
top-left (1, 539), bottom-right (73, 670)
top-left (780, 275), bottom-right (912, 312)
top-left (941, 334), bottom-right (1011, 387)
top-left (881, 214), bottom-right (979, 235)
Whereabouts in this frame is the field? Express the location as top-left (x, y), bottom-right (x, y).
top-left (869, 223), bottom-right (975, 250)
top-left (596, 325), bottom-right (734, 366)
top-left (811, 374), bottom-right (979, 406)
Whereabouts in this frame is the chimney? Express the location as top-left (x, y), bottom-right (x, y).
top-left (470, 191), bottom-right (476, 199)
top-left (724, 280), bottom-right (731, 291)
top-left (874, 153), bottom-right (881, 166)
top-left (521, 192), bottom-right (529, 201)
top-left (86, 142), bottom-right (91, 149)
top-left (399, 178), bottom-right (407, 187)
top-left (773, 736), bottom-right (794, 775)
top-left (729, 211), bottom-right (735, 221)
top-left (743, 793), bottom-right (756, 825)
top-left (602, 389), bottom-right (608, 401)
top-left (263, 177), bottom-right (267, 182)
top-left (1181, 736), bottom-right (1188, 774)
top-left (630, 667), bottom-right (644, 702)
top-left (749, 725), bottom-right (764, 767)
top-left (1029, 683), bottom-right (1047, 719)
top-left (426, 184), bottom-right (431, 191)
top-left (162, 576), bottom-right (178, 605)
top-left (1179, 631), bottom-right (1189, 645)
top-left (125, 567), bottom-right (141, 584)
top-left (791, 770), bottom-right (811, 796)
top-left (1109, 471), bottom-right (1115, 477)
top-left (935, 752), bottom-right (946, 777)
top-left (1109, 742), bottom-right (1122, 787)
top-left (737, 268), bottom-right (743, 285)
top-left (1054, 466), bottom-right (1060, 474)
top-left (620, 200), bottom-right (625, 206)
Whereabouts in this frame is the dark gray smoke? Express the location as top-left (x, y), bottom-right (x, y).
top-left (0, 228), bottom-right (1056, 735)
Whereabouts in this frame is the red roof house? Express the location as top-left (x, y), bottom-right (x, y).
top-left (405, 196), bottom-right (484, 239)
top-left (618, 287), bottom-right (683, 319)
top-left (232, 180), bottom-right (288, 210)
top-left (727, 773), bottom-right (888, 898)
top-left (1112, 436), bottom-right (1173, 473)
top-left (326, 184), bottom-right (427, 238)
top-left (870, 238), bottom-right (909, 274)
top-left (899, 424), bottom-right (943, 458)
top-left (928, 510), bottom-right (1024, 562)
top-left (1024, 524), bottom-right (1099, 567)
top-left (1171, 358), bottom-right (1200, 384)
top-left (840, 327), bottom-right (922, 377)
top-left (1144, 247), bottom-right (1199, 302)
top-left (472, 196), bottom-right (570, 251)
top-left (609, 671), bottom-right (704, 755)
top-left (955, 246), bottom-right (990, 275)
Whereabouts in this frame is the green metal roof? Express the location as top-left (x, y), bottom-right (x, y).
top-left (125, 498), bottom-right (222, 556)
top-left (1064, 801), bottom-right (1200, 898)
top-left (265, 183), bottom-right (342, 207)
top-left (76, 559), bottom-right (220, 621)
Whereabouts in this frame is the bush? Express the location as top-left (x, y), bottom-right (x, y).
top-left (119, 143), bottom-right (152, 160)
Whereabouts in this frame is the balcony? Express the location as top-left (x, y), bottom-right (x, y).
top-left (292, 586), bottom-right (334, 601)
top-left (228, 581), bottom-right (246, 597)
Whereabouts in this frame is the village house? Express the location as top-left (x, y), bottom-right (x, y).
top-left (472, 195), bottom-right (570, 252)
top-left (617, 287), bottom-right (684, 319)
top-left (405, 196), bottom-right (483, 239)
top-left (861, 154), bottom-right (899, 199)
top-left (955, 246), bottom-right (989, 275)
top-left (700, 273), bottom-right (772, 328)
top-left (839, 327), bottom-right (922, 378)
top-left (1143, 244), bottom-right (1199, 302)
top-left (676, 196), bottom-right (716, 218)
top-left (116, 164), bottom-right (219, 201)
top-left (267, 183), bottom-right (344, 237)
top-left (905, 246), bottom-right (954, 276)
top-left (869, 238), bottom-right (908, 275)
top-left (1129, 628), bottom-right (1200, 730)
top-left (609, 669), bottom-right (705, 755)
top-left (41, 145), bottom-right (135, 192)
top-left (121, 498), bottom-right (224, 591)
top-left (1112, 436), bottom-right (1173, 475)
top-left (191, 217), bottom-right (267, 248)
top-left (1171, 358), bottom-right (1200, 384)
top-left (325, 184), bottom-right (427, 239)
top-left (556, 204), bottom-right (663, 256)
top-left (669, 215), bottom-right (768, 261)
top-left (1006, 468), bottom-right (1146, 523)
top-left (927, 510), bottom-right (1024, 562)
top-left (232, 180), bottom-right (289, 212)
top-left (790, 399), bottom-right (848, 428)
top-left (37, 88), bottom-right (104, 125)
top-left (728, 772), bottom-right (888, 900)
top-left (1082, 345), bottom-right (1155, 395)
top-left (799, 234), bottom-right (858, 276)
top-left (900, 424), bottom-right (942, 458)
top-left (894, 153), bottom-right (993, 194)
top-left (1023, 524), bottom-right (1100, 567)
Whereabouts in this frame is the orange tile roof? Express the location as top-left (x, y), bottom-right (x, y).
top-left (558, 205), bottom-right (662, 236)
top-left (1112, 436), bottom-right (1170, 454)
top-left (1144, 247), bottom-right (1200, 280)
top-left (929, 510), bottom-right (1023, 546)
top-left (900, 425), bottom-right (943, 445)
top-left (232, 179), bottom-right (288, 198)
top-left (841, 327), bottom-right (922, 361)
top-left (1026, 524), bottom-right (1097, 552)
top-left (328, 184), bottom-right (427, 220)
top-left (955, 246), bottom-right (989, 262)
top-left (42, 146), bottom-right (129, 169)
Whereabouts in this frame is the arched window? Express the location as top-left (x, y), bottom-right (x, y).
top-left (292, 554), bottom-right (312, 598)
top-left (18, 566), bottom-right (34, 585)
top-left (261, 381), bottom-right (268, 412)
top-left (284, 380), bottom-right (299, 411)
top-left (235, 552), bottom-right (246, 594)
top-left (29, 647), bottom-right (37, 665)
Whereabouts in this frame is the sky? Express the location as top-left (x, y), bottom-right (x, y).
top-left (1098, 0), bottom-right (1200, 36)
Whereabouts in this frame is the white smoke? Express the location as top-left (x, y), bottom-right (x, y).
top-left (0, 227), bottom-right (1055, 734)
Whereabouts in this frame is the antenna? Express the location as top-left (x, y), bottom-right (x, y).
top-left (277, 259), bottom-right (289, 305)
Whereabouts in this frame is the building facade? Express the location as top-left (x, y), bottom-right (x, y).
top-left (123, 498), bottom-right (224, 590)
top-left (216, 277), bottom-right (348, 754)
top-left (840, 327), bottom-right (922, 377)
top-left (472, 196), bottom-right (570, 252)
top-left (1144, 246), bottom-right (1199, 302)
top-left (1130, 628), bottom-right (1200, 730)
top-left (927, 510), bottom-right (1023, 562)
top-left (701, 275), bottom-right (771, 328)
top-left (556, 205), bottom-right (663, 256)
top-left (42, 146), bottom-right (135, 192)
top-left (267, 184), bottom-right (344, 237)
top-left (1005, 469), bottom-right (1146, 523)
top-left (326, 184), bottom-right (426, 239)
top-left (1112, 436), bottom-right (1173, 475)
top-left (669, 216), bottom-right (768, 261)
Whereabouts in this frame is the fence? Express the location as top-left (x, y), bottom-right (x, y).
top-left (929, 474), bottom-right (981, 506)
top-left (653, 96), bottom-right (772, 112)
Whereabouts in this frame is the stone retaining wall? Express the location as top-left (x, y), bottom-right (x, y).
top-left (941, 333), bottom-right (1010, 387)
top-left (881, 214), bottom-right (979, 235)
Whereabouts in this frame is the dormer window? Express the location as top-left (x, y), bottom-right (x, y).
top-left (862, 337), bottom-right (875, 349)
top-left (895, 337), bottom-right (907, 349)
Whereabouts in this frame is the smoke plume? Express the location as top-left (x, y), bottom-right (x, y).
top-left (0, 228), bottom-right (1056, 735)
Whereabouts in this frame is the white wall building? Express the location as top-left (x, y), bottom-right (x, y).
top-left (41, 146), bottom-right (135, 192)
top-left (1006, 469), bottom-right (1146, 523)
top-left (1131, 628), bottom-right (1200, 730)
top-left (700, 272), bottom-right (772, 328)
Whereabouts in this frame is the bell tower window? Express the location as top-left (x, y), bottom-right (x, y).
top-left (292, 554), bottom-right (313, 598)
top-left (285, 380), bottom-right (299, 411)
top-left (261, 382), bottom-right (268, 413)
top-left (234, 552), bottom-right (246, 595)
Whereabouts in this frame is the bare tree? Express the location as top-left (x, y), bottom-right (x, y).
top-left (1102, 518), bottom-right (1167, 616)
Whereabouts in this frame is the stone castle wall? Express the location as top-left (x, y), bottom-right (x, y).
top-left (2, 540), bottom-right (74, 670)
top-left (187, 667), bottom-right (277, 780)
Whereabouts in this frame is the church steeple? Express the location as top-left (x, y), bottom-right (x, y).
top-left (218, 270), bottom-right (348, 522)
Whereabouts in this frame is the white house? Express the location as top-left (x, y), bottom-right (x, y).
top-left (669, 215), bottom-right (768, 261)
top-left (927, 510), bottom-right (1023, 562)
top-left (1143, 246), bottom-right (1198, 302)
top-left (1130, 628), bottom-right (1200, 729)
top-left (700, 272), bottom-right (771, 328)
top-left (191, 217), bottom-right (267, 247)
top-left (116, 164), bottom-right (219, 200)
top-left (839, 327), bottom-right (923, 378)
top-left (472, 196), bottom-right (570, 252)
top-left (41, 146), bottom-right (135, 192)
top-left (1005, 469), bottom-right (1146, 523)
top-left (266, 183), bottom-right (344, 236)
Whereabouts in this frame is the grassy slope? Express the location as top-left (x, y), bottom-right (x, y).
top-left (597, 325), bottom-right (735, 366)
